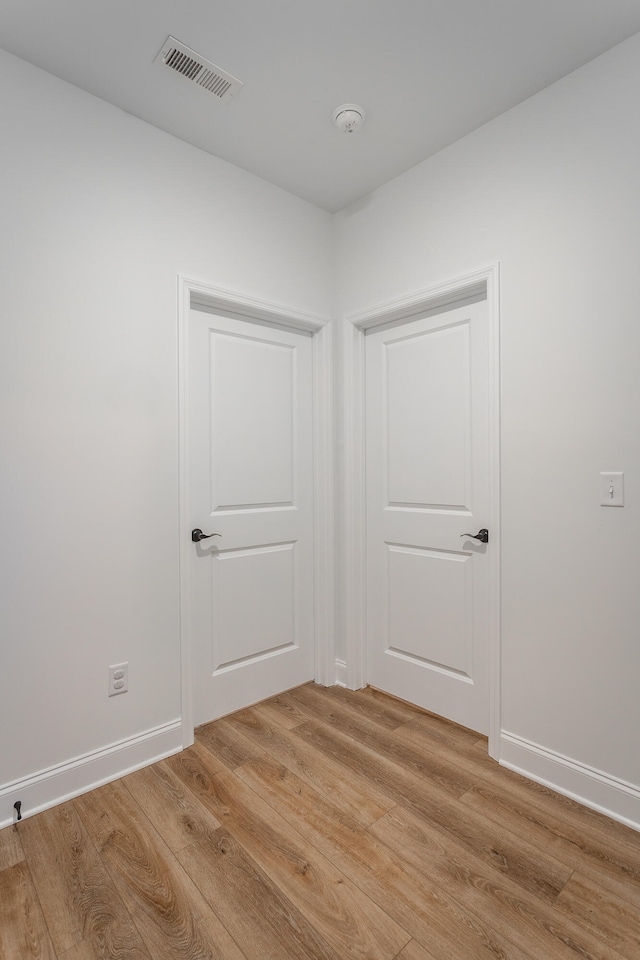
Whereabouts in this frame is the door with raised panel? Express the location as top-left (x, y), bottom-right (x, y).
top-left (366, 299), bottom-right (491, 734)
top-left (189, 306), bottom-right (314, 725)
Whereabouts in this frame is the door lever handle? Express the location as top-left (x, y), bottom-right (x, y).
top-left (191, 528), bottom-right (222, 543)
top-left (460, 528), bottom-right (489, 544)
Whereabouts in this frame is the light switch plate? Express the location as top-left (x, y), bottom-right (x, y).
top-left (600, 472), bottom-right (624, 507)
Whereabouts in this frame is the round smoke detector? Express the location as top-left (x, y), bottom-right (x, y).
top-left (332, 103), bottom-right (366, 134)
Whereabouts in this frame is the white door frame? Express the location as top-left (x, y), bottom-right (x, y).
top-left (177, 276), bottom-right (334, 747)
top-left (340, 264), bottom-right (501, 759)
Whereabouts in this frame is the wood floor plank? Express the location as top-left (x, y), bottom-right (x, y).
top-left (168, 741), bottom-right (411, 960)
top-left (394, 941), bottom-right (440, 960)
top-left (76, 779), bottom-right (236, 960)
top-left (196, 717), bottom-right (265, 771)
top-left (479, 767), bottom-right (640, 857)
top-left (261, 688), bottom-right (328, 725)
top-left (319, 683), bottom-right (413, 729)
top-left (482, 765), bottom-right (640, 868)
top-left (293, 716), bottom-right (573, 905)
top-left (225, 705), bottom-right (396, 826)
top-left (195, 915), bottom-right (248, 960)
top-left (122, 760), bottom-right (222, 853)
top-left (287, 684), bottom-right (481, 799)
top-left (18, 800), bottom-right (150, 958)
top-left (235, 752), bottom-right (535, 960)
top-left (460, 777), bottom-right (640, 907)
top-left (0, 862), bottom-right (57, 960)
top-left (398, 707), bottom-right (490, 746)
top-left (0, 823), bottom-right (24, 871)
top-left (58, 938), bottom-right (104, 959)
top-left (234, 752), bottom-right (364, 853)
top-left (301, 682), bottom-right (482, 743)
top-left (371, 802), bottom-right (628, 960)
top-left (177, 829), bottom-right (340, 960)
top-left (253, 693), bottom-right (309, 730)
top-left (368, 685), bottom-right (490, 738)
top-left (553, 871), bottom-right (640, 960)
top-left (57, 915), bottom-right (247, 960)
top-left (396, 717), bottom-right (499, 781)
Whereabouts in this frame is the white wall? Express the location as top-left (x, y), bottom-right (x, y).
top-left (334, 33), bottom-right (640, 826)
top-left (0, 50), bottom-right (332, 823)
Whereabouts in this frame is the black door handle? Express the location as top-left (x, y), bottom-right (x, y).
top-left (191, 528), bottom-right (222, 542)
top-left (460, 528), bottom-right (489, 544)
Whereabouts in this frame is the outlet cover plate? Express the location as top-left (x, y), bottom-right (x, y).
top-left (108, 662), bottom-right (129, 696)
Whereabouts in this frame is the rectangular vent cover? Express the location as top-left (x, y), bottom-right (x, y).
top-left (155, 37), bottom-right (243, 101)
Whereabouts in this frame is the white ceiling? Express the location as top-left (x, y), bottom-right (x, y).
top-left (3, 1), bottom-right (640, 212)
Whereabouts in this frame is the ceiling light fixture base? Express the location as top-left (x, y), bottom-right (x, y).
top-left (332, 103), bottom-right (366, 133)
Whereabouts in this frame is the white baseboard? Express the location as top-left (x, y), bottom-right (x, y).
top-left (0, 720), bottom-right (183, 830)
top-left (500, 731), bottom-right (640, 833)
top-left (334, 659), bottom-right (347, 687)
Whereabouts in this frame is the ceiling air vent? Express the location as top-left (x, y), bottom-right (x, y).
top-left (154, 36), bottom-right (243, 101)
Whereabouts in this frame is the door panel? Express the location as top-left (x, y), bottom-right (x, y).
top-left (189, 308), bottom-right (314, 725)
top-left (211, 543), bottom-right (295, 671)
top-left (386, 544), bottom-right (471, 676)
top-left (386, 321), bottom-right (471, 509)
top-left (210, 333), bottom-right (295, 508)
top-left (366, 300), bottom-right (490, 734)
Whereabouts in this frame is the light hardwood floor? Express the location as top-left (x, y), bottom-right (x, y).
top-left (1, 683), bottom-right (639, 959)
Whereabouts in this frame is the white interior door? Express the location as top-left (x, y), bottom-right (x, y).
top-left (189, 307), bottom-right (315, 725)
top-left (366, 299), bottom-right (492, 734)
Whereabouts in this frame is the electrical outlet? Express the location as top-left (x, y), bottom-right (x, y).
top-left (108, 662), bottom-right (128, 697)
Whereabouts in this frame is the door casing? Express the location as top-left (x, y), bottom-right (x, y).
top-left (178, 276), bottom-right (334, 747)
top-left (340, 264), bottom-right (501, 759)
